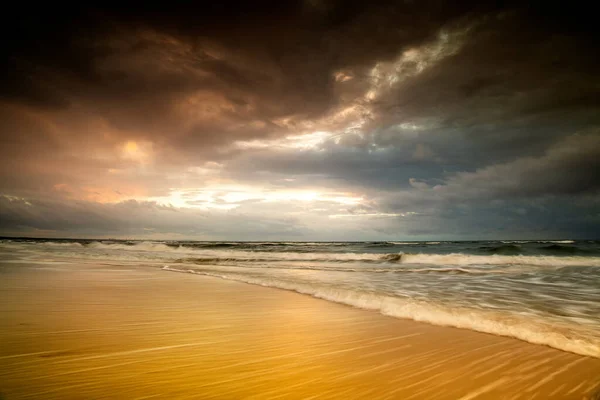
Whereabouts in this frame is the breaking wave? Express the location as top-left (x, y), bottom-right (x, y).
top-left (382, 253), bottom-right (600, 267)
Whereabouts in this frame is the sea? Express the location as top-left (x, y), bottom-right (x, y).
top-left (1, 238), bottom-right (599, 358)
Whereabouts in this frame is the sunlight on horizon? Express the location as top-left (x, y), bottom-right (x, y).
top-left (147, 186), bottom-right (364, 210)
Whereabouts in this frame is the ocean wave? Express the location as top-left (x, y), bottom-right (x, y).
top-left (389, 253), bottom-right (600, 267)
top-left (479, 242), bottom-right (593, 256)
top-left (12, 240), bottom-right (600, 267)
top-left (87, 241), bottom-right (177, 252)
top-left (40, 242), bottom-right (85, 247)
top-left (161, 266), bottom-right (600, 358)
top-left (539, 244), bottom-right (586, 254)
top-left (176, 259), bottom-right (509, 274)
top-left (159, 250), bottom-right (600, 267)
top-left (500, 240), bottom-right (576, 244)
top-left (479, 244), bottom-right (523, 255)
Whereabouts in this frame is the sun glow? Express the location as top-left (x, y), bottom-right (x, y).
top-left (148, 186), bottom-right (363, 210)
top-left (121, 140), bottom-right (152, 164)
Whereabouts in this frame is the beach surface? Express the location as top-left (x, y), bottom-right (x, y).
top-left (0, 262), bottom-right (599, 399)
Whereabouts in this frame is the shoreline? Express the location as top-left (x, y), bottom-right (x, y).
top-left (162, 265), bottom-right (600, 359)
top-left (1, 262), bottom-right (599, 399)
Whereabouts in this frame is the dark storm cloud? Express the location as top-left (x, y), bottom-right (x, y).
top-left (364, 11), bottom-right (600, 165)
top-left (1, 1), bottom-right (599, 238)
top-left (216, 6), bottom-right (600, 196)
top-left (1, 2), bottom-right (524, 137)
top-left (3, 2), bottom-right (597, 155)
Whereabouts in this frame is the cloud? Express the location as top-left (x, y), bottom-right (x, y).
top-left (432, 133), bottom-right (600, 200)
top-left (0, 2), bottom-right (599, 239)
top-left (0, 196), bottom-right (304, 239)
top-left (409, 179), bottom-right (430, 190)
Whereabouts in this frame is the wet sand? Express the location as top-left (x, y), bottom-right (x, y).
top-left (0, 262), bottom-right (599, 399)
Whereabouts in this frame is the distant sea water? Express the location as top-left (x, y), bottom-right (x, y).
top-left (1, 238), bottom-right (599, 358)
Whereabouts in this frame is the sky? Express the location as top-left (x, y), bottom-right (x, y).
top-left (1, 1), bottom-right (599, 240)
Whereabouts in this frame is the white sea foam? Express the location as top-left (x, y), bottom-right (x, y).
top-left (162, 266), bottom-right (600, 358)
top-left (87, 241), bottom-right (175, 252)
top-left (36, 242), bottom-right (85, 248)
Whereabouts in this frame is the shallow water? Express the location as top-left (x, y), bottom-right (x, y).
top-left (1, 238), bottom-right (599, 357)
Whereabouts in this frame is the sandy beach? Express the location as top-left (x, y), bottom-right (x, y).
top-left (0, 262), bottom-right (599, 399)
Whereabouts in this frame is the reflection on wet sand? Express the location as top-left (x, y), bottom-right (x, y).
top-left (0, 264), bottom-right (599, 399)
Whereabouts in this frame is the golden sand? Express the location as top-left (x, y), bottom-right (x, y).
top-left (0, 264), bottom-right (599, 399)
